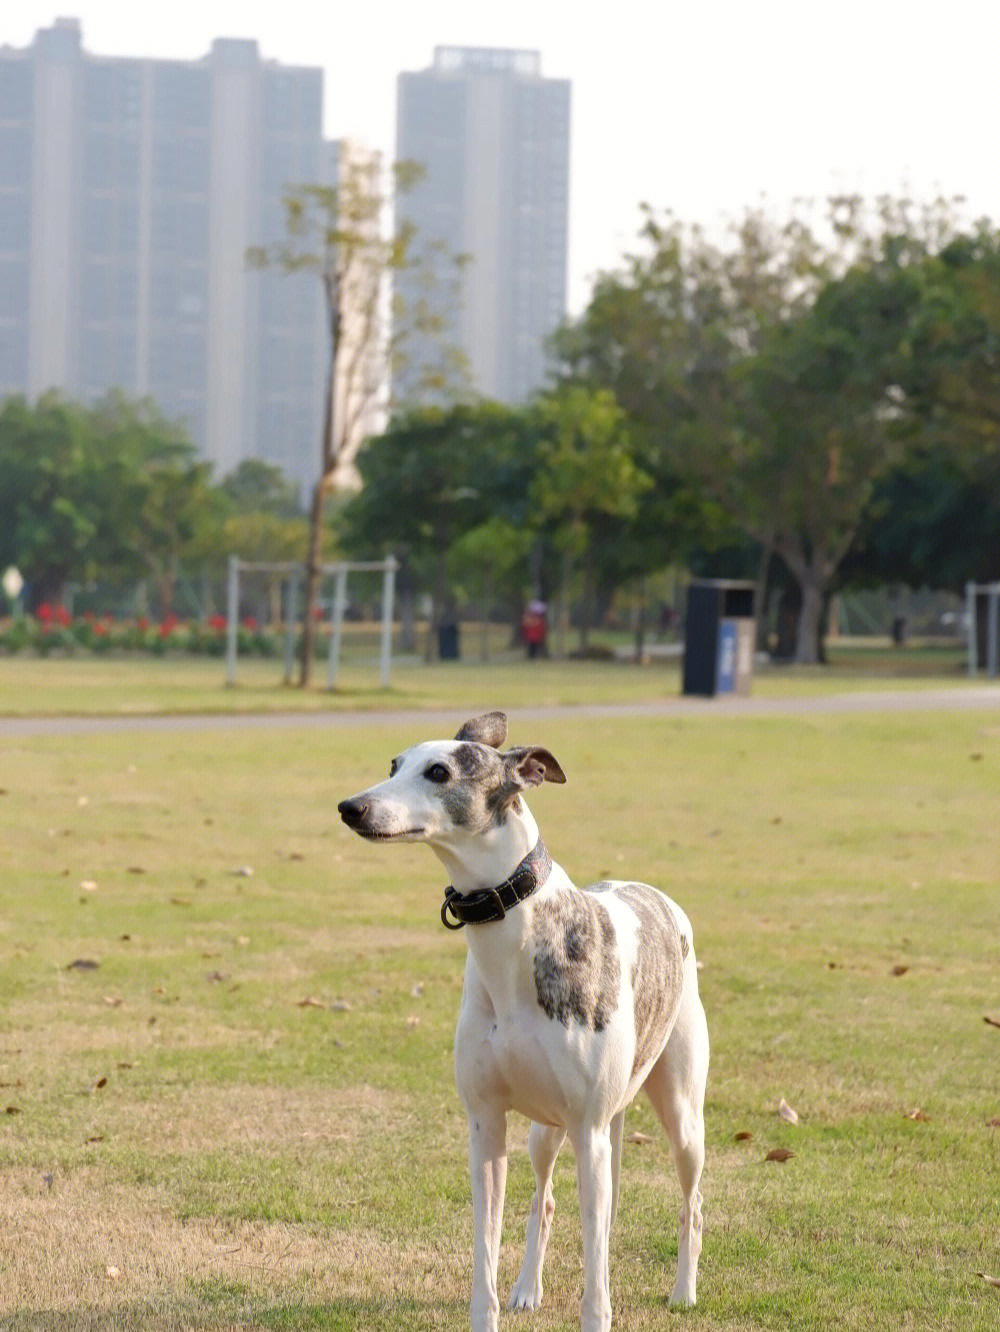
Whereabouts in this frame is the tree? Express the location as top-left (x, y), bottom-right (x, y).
top-left (531, 386), bottom-right (651, 651)
top-left (219, 459), bottom-right (302, 518)
top-left (557, 197), bottom-right (972, 662)
top-left (341, 403), bottom-right (532, 653)
top-left (247, 151), bottom-right (418, 685)
top-left (86, 392), bottom-right (220, 615)
top-left (0, 390), bottom-right (213, 615)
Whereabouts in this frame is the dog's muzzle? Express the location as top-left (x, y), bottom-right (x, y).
top-left (338, 796), bottom-right (370, 830)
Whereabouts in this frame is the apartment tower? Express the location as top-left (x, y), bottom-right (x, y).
top-left (0, 18), bottom-right (337, 492)
top-left (395, 47), bottom-right (570, 405)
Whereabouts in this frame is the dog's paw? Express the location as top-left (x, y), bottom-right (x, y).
top-left (509, 1274), bottom-right (544, 1311)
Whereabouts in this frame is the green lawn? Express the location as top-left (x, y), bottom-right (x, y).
top-left (1, 685), bottom-right (999, 1328)
top-left (0, 640), bottom-right (976, 719)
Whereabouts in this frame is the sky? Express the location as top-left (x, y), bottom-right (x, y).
top-left (8, 0), bottom-right (1000, 313)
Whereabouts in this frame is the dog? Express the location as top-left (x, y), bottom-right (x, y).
top-left (338, 711), bottom-right (709, 1332)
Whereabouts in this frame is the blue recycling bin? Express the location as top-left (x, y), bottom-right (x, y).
top-left (682, 580), bottom-right (756, 697)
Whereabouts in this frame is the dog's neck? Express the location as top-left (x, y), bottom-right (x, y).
top-left (430, 801), bottom-right (542, 896)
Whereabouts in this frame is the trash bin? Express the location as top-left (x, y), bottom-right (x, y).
top-left (682, 579), bottom-right (755, 697)
top-left (437, 623), bottom-right (460, 660)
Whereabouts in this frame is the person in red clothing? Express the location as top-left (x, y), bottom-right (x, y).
top-left (521, 600), bottom-right (548, 659)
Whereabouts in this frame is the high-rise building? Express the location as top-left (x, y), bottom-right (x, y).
top-left (0, 18), bottom-right (344, 494)
top-left (395, 47), bottom-right (570, 406)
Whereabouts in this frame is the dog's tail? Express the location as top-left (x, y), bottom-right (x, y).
top-left (609, 1108), bottom-right (625, 1229)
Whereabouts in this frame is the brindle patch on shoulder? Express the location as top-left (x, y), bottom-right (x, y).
top-left (607, 881), bottom-right (686, 1075)
top-left (532, 890), bottom-right (620, 1032)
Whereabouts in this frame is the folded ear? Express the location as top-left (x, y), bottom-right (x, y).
top-left (505, 746), bottom-right (567, 789)
top-left (455, 711), bottom-right (508, 748)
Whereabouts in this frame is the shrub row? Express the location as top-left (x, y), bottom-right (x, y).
top-left (0, 612), bottom-right (282, 658)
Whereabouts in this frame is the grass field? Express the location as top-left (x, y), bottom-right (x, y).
top-left (0, 638), bottom-right (975, 720)
top-left (1, 663), bottom-right (999, 1329)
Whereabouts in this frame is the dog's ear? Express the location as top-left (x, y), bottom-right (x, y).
top-left (505, 746), bottom-right (567, 789)
top-left (455, 711), bottom-right (508, 748)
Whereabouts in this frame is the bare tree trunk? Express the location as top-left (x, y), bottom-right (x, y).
top-left (795, 577), bottom-right (825, 665)
top-left (299, 476), bottom-right (329, 686)
top-left (298, 276), bottom-right (339, 687)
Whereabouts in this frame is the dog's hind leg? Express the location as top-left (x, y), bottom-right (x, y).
top-left (609, 1108), bottom-right (624, 1229)
top-left (509, 1121), bottom-right (566, 1311)
top-left (642, 972), bottom-right (709, 1308)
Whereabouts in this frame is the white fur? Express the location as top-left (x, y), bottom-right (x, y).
top-left (340, 722), bottom-right (709, 1331)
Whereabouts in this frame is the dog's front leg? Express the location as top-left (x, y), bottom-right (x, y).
top-left (468, 1105), bottom-right (508, 1332)
top-left (575, 1124), bottom-right (614, 1332)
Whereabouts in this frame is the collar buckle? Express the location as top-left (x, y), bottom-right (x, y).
top-left (440, 841), bottom-right (549, 930)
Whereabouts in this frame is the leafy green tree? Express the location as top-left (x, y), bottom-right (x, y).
top-left (556, 197), bottom-right (978, 662)
top-left (219, 459), bottom-right (302, 518)
top-left (0, 393), bottom-right (99, 608)
top-left (85, 393), bottom-right (220, 615)
top-left (531, 386), bottom-right (651, 651)
top-left (0, 390), bottom-right (219, 615)
top-left (342, 402), bottom-right (531, 652)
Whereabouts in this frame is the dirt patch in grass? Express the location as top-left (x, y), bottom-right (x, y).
top-left (0, 1166), bottom-right (455, 1323)
top-left (117, 1082), bottom-right (412, 1155)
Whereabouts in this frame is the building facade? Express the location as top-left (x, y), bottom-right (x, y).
top-left (395, 47), bottom-right (570, 406)
top-left (0, 18), bottom-right (334, 493)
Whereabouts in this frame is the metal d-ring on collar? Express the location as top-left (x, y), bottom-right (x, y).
top-left (440, 840), bottom-right (552, 930)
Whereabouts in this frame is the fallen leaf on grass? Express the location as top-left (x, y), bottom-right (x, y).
top-left (984, 1015), bottom-right (1000, 1029)
top-left (205, 971), bottom-right (229, 984)
top-left (734, 1130), bottom-right (754, 1142)
top-left (105, 1265), bottom-right (121, 1281)
top-left (778, 1097), bottom-right (799, 1125)
top-left (977, 1272), bottom-right (1000, 1288)
top-left (890, 965), bottom-right (910, 977)
top-left (67, 958), bottom-right (100, 971)
top-left (93, 1077), bottom-right (107, 1091)
top-left (626, 1131), bottom-right (655, 1146)
top-left (986, 1118), bottom-right (1000, 1128)
top-left (169, 897), bottom-right (192, 907)
top-left (103, 996), bottom-right (122, 1008)
top-left (84, 1134), bottom-right (105, 1144)
top-left (330, 1000), bottom-right (353, 1012)
top-left (5, 1105), bottom-right (21, 1116)
top-left (79, 880), bottom-right (98, 893)
top-left (765, 1148), bottom-right (795, 1162)
top-left (905, 1108), bottom-right (931, 1122)
top-left (296, 997), bottom-right (326, 1009)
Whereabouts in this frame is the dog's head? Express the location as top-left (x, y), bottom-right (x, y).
top-left (337, 711), bottom-right (566, 846)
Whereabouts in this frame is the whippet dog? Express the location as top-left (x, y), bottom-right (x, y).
top-left (338, 712), bottom-right (709, 1331)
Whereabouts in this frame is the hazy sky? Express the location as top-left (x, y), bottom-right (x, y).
top-left (9, 0), bottom-right (1000, 312)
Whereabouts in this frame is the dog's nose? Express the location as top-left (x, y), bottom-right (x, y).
top-left (338, 797), bottom-right (369, 829)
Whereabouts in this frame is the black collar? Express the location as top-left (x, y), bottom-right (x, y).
top-left (440, 840), bottom-right (552, 930)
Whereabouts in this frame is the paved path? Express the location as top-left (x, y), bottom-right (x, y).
top-left (2, 685), bottom-right (997, 738)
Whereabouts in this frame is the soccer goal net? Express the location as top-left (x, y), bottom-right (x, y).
top-left (224, 554), bottom-right (398, 688)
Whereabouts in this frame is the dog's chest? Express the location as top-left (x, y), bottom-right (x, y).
top-left (460, 880), bottom-right (687, 1119)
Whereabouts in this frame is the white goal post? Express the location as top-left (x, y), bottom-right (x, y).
top-left (225, 554), bottom-right (398, 688)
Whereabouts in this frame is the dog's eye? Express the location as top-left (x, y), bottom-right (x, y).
top-left (424, 763), bottom-right (450, 784)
